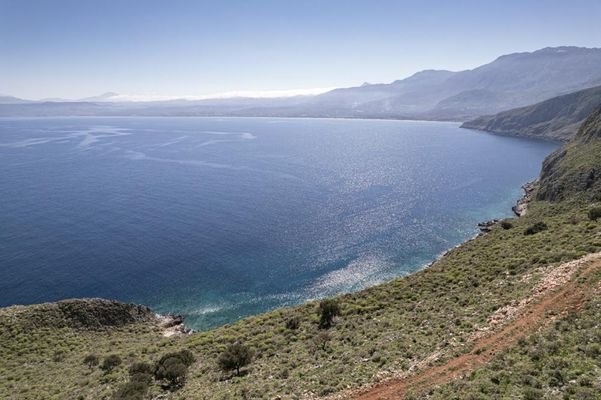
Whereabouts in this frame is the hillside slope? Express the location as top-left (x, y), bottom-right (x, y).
top-left (419, 107), bottom-right (601, 400)
top-left (461, 85), bottom-right (601, 141)
top-left (537, 106), bottom-right (601, 200)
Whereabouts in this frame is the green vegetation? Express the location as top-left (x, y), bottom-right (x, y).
top-left (154, 350), bottom-right (195, 389)
top-left (524, 221), bottom-right (548, 235)
top-left (113, 379), bottom-right (150, 400)
top-left (112, 351), bottom-right (194, 399)
top-left (500, 220), bottom-right (513, 229)
top-left (101, 355), bottom-right (123, 372)
top-left (588, 206), bottom-right (601, 221)
top-left (285, 315), bottom-right (301, 330)
top-left (83, 353), bottom-right (99, 369)
top-left (422, 295), bottom-right (601, 399)
top-left (318, 299), bottom-right (341, 329)
top-left (218, 343), bottom-right (253, 377)
top-left (1, 107), bottom-right (600, 399)
top-left (537, 107), bottom-right (601, 202)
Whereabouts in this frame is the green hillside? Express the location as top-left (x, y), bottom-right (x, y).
top-left (537, 107), bottom-right (601, 201)
top-left (423, 107), bottom-right (601, 400)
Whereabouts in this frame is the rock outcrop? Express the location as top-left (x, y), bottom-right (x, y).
top-left (0, 298), bottom-right (156, 330)
top-left (537, 107), bottom-right (601, 201)
top-left (512, 182), bottom-right (536, 216)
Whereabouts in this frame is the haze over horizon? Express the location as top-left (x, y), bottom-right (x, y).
top-left (2, 0), bottom-right (601, 100)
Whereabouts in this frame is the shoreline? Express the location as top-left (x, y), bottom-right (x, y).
top-left (512, 181), bottom-right (537, 217)
top-left (164, 183), bottom-right (533, 334)
top-left (0, 178), bottom-right (536, 334)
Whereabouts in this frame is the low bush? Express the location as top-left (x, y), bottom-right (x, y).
top-left (101, 354), bottom-right (122, 372)
top-left (128, 361), bottom-right (153, 376)
top-left (313, 331), bottom-right (331, 351)
top-left (285, 316), bottom-right (300, 330)
top-left (524, 222), bottom-right (548, 235)
top-left (83, 353), bottom-right (99, 369)
top-left (588, 206), bottom-right (601, 221)
top-left (112, 380), bottom-right (149, 400)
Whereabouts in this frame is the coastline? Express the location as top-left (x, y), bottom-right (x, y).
top-left (512, 181), bottom-right (537, 217)
top-left (164, 181), bottom-right (534, 334)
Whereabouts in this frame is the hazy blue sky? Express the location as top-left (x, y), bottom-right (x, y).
top-left (1, 0), bottom-right (600, 99)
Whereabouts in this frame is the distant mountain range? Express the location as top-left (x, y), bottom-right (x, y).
top-left (2, 46), bottom-right (601, 120)
top-left (0, 95), bottom-right (32, 104)
top-left (462, 85), bottom-right (601, 141)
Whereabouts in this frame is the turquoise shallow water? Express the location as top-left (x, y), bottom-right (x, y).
top-left (0, 117), bottom-right (558, 329)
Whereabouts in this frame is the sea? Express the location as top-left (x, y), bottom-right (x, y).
top-left (0, 117), bottom-right (558, 329)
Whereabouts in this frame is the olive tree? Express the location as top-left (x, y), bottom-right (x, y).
top-left (218, 343), bottom-right (253, 376)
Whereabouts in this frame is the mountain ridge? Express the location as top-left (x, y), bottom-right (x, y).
top-left (3, 46), bottom-right (601, 120)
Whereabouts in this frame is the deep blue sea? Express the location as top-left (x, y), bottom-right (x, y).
top-left (0, 117), bottom-right (558, 329)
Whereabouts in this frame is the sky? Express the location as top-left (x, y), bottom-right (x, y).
top-left (1, 0), bottom-right (601, 100)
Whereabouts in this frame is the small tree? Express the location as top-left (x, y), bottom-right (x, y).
top-left (318, 299), bottom-right (340, 329)
top-left (500, 221), bottom-right (513, 230)
top-left (218, 343), bottom-right (253, 376)
top-left (101, 354), bottom-right (122, 372)
top-left (154, 350), bottom-right (195, 390)
top-left (83, 353), bottom-right (99, 369)
top-left (589, 207), bottom-right (601, 221)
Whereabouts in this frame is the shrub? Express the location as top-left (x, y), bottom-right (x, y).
top-left (318, 299), bottom-right (340, 329)
top-left (129, 361), bottom-right (153, 376)
top-left (313, 331), bottom-right (331, 351)
top-left (83, 353), bottom-right (99, 369)
top-left (285, 316), bottom-right (300, 330)
top-left (101, 354), bottom-right (122, 372)
top-left (130, 372), bottom-right (152, 384)
top-left (174, 349), bottom-right (195, 367)
top-left (218, 343), bottom-right (254, 376)
top-left (524, 222), bottom-right (548, 235)
top-left (523, 388), bottom-right (543, 400)
top-left (52, 350), bottom-right (65, 362)
top-left (162, 362), bottom-right (187, 388)
top-left (112, 380), bottom-right (149, 400)
top-left (588, 207), bottom-right (601, 221)
top-left (154, 350), bottom-right (195, 389)
top-left (500, 221), bottom-right (513, 230)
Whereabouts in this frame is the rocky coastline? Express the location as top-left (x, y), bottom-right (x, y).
top-left (512, 181), bottom-right (536, 217)
top-left (157, 313), bottom-right (192, 337)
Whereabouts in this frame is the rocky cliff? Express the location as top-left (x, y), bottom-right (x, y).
top-left (537, 106), bottom-right (601, 201)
